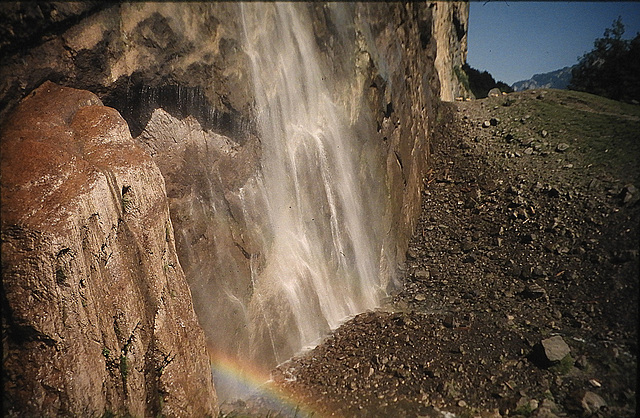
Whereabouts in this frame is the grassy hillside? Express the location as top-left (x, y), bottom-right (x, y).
top-left (484, 89), bottom-right (640, 189)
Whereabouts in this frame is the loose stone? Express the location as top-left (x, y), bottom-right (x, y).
top-left (580, 391), bottom-right (607, 414)
top-left (541, 336), bottom-right (571, 362)
top-left (415, 269), bottom-right (430, 279)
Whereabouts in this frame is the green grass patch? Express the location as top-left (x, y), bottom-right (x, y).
top-left (512, 403), bottom-right (534, 417)
top-left (533, 98), bottom-right (639, 182)
top-left (550, 354), bottom-right (575, 375)
top-left (454, 65), bottom-right (471, 96)
top-left (497, 89), bottom-right (640, 185)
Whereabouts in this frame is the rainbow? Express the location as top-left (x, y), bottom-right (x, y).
top-left (208, 346), bottom-right (327, 417)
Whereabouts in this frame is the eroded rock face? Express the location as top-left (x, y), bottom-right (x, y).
top-left (0, 2), bottom-right (252, 135)
top-left (433, 2), bottom-right (470, 101)
top-left (136, 108), bottom-right (262, 361)
top-left (1, 82), bottom-right (216, 417)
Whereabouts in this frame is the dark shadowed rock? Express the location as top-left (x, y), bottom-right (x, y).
top-left (547, 186), bottom-right (561, 198)
top-left (620, 184), bottom-right (636, 204)
top-left (443, 313), bottom-right (459, 328)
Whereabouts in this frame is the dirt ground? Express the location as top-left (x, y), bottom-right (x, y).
top-left (221, 90), bottom-right (639, 418)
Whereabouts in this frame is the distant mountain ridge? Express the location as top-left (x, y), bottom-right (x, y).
top-left (511, 65), bottom-right (576, 91)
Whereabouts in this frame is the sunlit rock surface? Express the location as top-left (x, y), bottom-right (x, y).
top-left (1, 82), bottom-right (216, 417)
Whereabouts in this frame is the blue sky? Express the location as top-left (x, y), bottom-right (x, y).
top-left (467, 1), bottom-right (640, 86)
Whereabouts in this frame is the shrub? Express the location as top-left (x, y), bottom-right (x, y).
top-left (462, 64), bottom-right (513, 99)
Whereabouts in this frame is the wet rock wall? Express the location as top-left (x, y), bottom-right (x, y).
top-left (0, 1), bottom-right (469, 412)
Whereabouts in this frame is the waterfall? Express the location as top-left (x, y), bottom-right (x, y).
top-left (239, 3), bottom-right (385, 367)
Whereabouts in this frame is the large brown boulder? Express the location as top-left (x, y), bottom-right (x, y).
top-left (1, 81), bottom-right (216, 417)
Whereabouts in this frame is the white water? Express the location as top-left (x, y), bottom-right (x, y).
top-left (239, 3), bottom-right (386, 368)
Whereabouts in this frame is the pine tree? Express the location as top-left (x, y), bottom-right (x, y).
top-left (569, 17), bottom-right (640, 102)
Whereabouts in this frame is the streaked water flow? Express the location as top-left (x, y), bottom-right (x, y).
top-left (215, 3), bottom-right (387, 401)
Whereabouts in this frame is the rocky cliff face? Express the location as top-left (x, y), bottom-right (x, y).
top-left (1, 82), bottom-right (216, 417)
top-left (0, 1), bottom-right (469, 410)
top-left (433, 2), bottom-right (470, 101)
top-left (0, 3), bottom-right (253, 134)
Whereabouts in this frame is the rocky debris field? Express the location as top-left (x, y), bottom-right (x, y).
top-left (221, 90), bottom-right (639, 418)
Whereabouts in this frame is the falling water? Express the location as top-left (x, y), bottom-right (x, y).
top-left (239, 3), bottom-right (386, 367)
